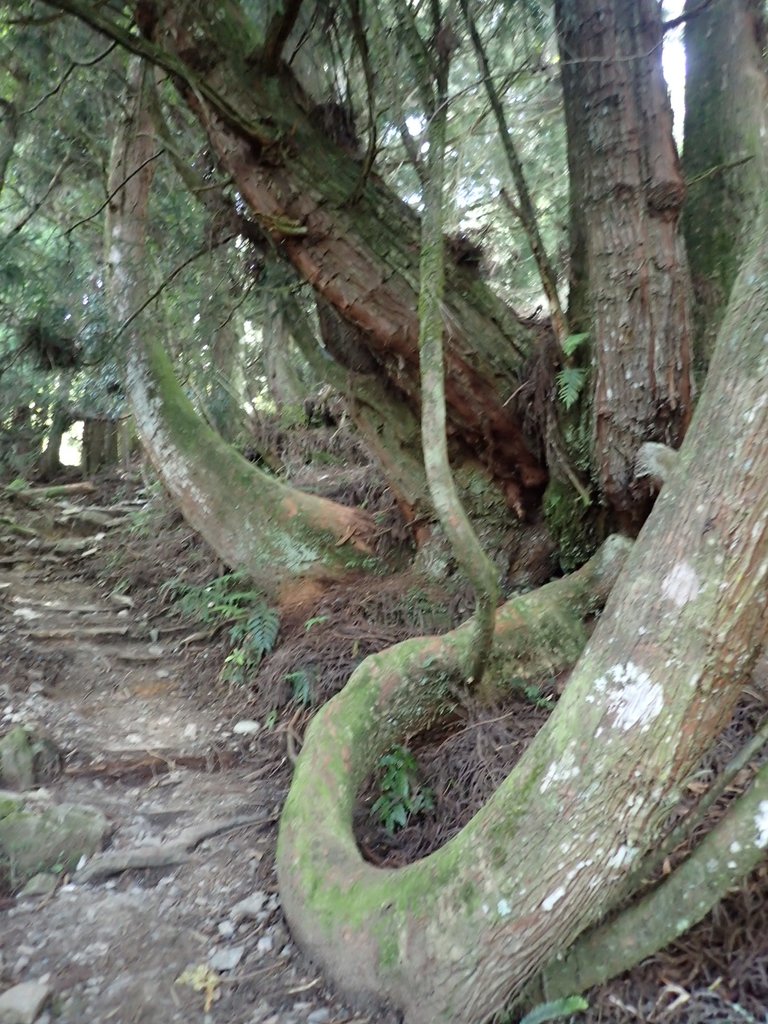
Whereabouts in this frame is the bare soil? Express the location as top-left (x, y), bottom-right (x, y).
top-left (1, 474), bottom-right (767, 1024)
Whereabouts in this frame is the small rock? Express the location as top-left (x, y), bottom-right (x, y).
top-left (230, 890), bottom-right (267, 922)
top-left (0, 801), bottom-right (108, 885)
top-left (0, 727), bottom-right (35, 790)
top-left (147, 644), bottom-right (163, 657)
top-left (208, 946), bottom-right (244, 972)
top-left (0, 791), bottom-right (24, 819)
top-left (232, 720), bottom-right (260, 736)
top-left (182, 724), bottom-right (198, 740)
top-left (256, 935), bottom-right (273, 956)
top-left (307, 1010), bottom-right (331, 1024)
top-left (18, 873), bottom-right (58, 898)
top-left (0, 980), bottom-right (51, 1024)
top-left (216, 921), bottom-right (235, 939)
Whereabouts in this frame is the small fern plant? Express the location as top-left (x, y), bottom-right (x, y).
top-left (161, 571), bottom-right (279, 685)
top-left (556, 331), bottom-right (590, 410)
top-left (372, 746), bottom-right (435, 834)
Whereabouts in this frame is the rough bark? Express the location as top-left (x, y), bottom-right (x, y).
top-left (81, 416), bottom-right (119, 476)
top-left (107, 61), bottom-right (378, 602)
top-left (538, 754), bottom-right (768, 1001)
top-left (555, 0), bottom-right (694, 526)
top-left (683, 0), bottom-right (768, 374)
top-left (36, 373), bottom-right (72, 481)
top-left (277, 207), bottom-right (768, 1021)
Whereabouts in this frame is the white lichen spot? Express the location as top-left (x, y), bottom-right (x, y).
top-left (754, 801), bottom-right (768, 848)
top-left (606, 845), bottom-right (636, 871)
top-left (496, 898), bottom-right (511, 917)
top-left (596, 662), bottom-right (664, 731)
top-left (661, 562), bottom-right (700, 607)
top-left (706, 859), bottom-right (719, 873)
top-left (540, 748), bottom-right (580, 793)
top-left (727, 861), bottom-right (737, 869)
top-left (482, 903), bottom-right (489, 915)
top-left (730, 841), bottom-right (742, 854)
top-left (541, 887), bottom-right (566, 912)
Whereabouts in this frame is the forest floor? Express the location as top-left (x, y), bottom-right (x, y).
top-left (1, 458), bottom-right (768, 1024)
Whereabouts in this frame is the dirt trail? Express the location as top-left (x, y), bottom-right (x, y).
top-left (0, 498), bottom-right (385, 1024)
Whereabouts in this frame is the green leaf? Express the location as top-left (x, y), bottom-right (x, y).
top-left (562, 331), bottom-right (590, 356)
top-left (519, 996), bottom-right (589, 1024)
top-left (556, 367), bottom-right (587, 409)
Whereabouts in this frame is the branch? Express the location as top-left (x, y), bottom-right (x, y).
top-left (418, 19), bottom-right (499, 686)
top-left (460, 0), bottom-right (567, 345)
top-left (111, 234), bottom-right (237, 346)
top-left (662, 0), bottom-right (717, 32)
top-left (22, 42), bottom-right (118, 114)
top-left (63, 149), bottom-right (165, 236)
top-left (261, 0), bottom-right (305, 72)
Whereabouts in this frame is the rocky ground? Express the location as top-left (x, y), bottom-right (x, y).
top-left (0, 480), bottom-right (397, 1024)
top-left (1, 475), bottom-right (767, 1024)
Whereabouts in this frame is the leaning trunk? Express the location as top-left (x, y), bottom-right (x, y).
top-left (50, 0), bottom-right (549, 516)
top-left (106, 61), bottom-right (377, 602)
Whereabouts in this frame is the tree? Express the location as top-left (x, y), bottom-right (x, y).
top-left (104, 60), bottom-right (377, 603)
top-left (15, 0), bottom-right (768, 1019)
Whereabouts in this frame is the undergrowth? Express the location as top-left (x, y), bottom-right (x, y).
top-left (161, 571), bottom-right (279, 685)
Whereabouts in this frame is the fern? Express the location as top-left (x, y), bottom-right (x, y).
top-left (242, 604), bottom-right (280, 662)
top-left (561, 331), bottom-right (590, 357)
top-left (556, 366), bottom-right (587, 409)
top-left (162, 571), bottom-right (279, 685)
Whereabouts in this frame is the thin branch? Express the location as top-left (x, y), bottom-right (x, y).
top-left (23, 42), bottom-right (118, 114)
top-left (686, 154), bottom-right (755, 186)
top-left (63, 149), bottom-right (165, 236)
top-left (461, 0), bottom-right (567, 344)
top-left (261, 0), bottom-right (305, 72)
top-left (0, 157), bottom-right (68, 245)
top-left (345, 0), bottom-right (379, 202)
top-left (662, 0), bottom-right (716, 32)
top-left (112, 234), bottom-right (237, 346)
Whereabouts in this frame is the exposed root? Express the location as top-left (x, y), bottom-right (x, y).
top-left (76, 813), bottom-right (276, 883)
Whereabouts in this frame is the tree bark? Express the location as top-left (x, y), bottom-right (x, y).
top-left (36, 372), bottom-right (72, 481)
top-left (106, 60), bottom-right (378, 603)
top-left (555, 0), bottom-right (694, 526)
top-left (277, 205), bottom-right (768, 1021)
top-left (683, 0), bottom-right (768, 374)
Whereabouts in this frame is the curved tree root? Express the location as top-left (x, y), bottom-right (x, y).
top-left (276, 536), bottom-right (631, 1023)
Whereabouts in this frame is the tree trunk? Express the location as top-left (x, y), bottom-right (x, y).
top-left (262, 297), bottom-right (305, 413)
top-left (206, 313), bottom-right (247, 442)
top-left (36, 372), bottom-right (72, 481)
top-left (48, 0), bottom-right (549, 517)
top-left (555, 0), bottom-right (694, 527)
top-left (81, 416), bottom-right (119, 477)
top-left (683, 0), bottom-right (768, 375)
top-left (276, 206), bottom-right (768, 1020)
top-left (106, 61), bottom-right (378, 603)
